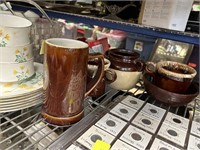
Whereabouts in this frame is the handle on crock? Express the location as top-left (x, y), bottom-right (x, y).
top-left (145, 62), bottom-right (157, 83)
top-left (104, 69), bottom-right (117, 84)
top-left (145, 62), bottom-right (157, 73)
top-left (85, 53), bottom-right (105, 97)
top-left (134, 60), bottom-right (145, 72)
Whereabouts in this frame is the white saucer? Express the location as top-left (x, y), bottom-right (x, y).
top-left (0, 100), bottom-right (42, 113)
top-left (0, 62), bottom-right (43, 99)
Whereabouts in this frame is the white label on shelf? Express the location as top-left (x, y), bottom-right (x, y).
top-left (95, 113), bottom-right (127, 136)
top-left (76, 125), bottom-right (115, 150)
top-left (110, 139), bottom-right (138, 150)
top-left (164, 112), bottom-right (189, 132)
top-left (158, 123), bottom-right (187, 147)
top-left (191, 121), bottom-right (200, 138)
top-left (121, 95), bottom-right (144, 110)
top-left (132, 112), bottom-right (161, 134)
top-left (150, 138), bottom-right (181, 150)
top-left (120, 125), bottom-right (152, 150)
top-left (141, 103), bottom-right (166, 121)
top-left (110, 103), bottom-right (137, 121)
top-left (188, 135), bottom-right (200, 150)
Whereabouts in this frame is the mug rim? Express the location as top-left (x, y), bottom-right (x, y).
top-left (157, 61), bottom-right (197, 79)
top-left (45, 38), bottom-right (88, 49)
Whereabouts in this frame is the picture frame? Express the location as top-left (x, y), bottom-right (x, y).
top-left (149, 38), bottom-right (194, 63)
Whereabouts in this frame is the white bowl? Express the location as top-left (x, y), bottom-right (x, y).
top-left (0, 14), bottom-right (32, 47)
top-left (0, 43), bottom-right (33, 62)
top-left (0, 59), bottom-right (35, 82)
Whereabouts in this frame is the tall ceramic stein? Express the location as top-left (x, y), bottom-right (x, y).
top-left (41, 38), bottom-right (104, 125)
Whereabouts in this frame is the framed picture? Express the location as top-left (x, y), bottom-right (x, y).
top-left (149, 39), bottom-right (194, 63)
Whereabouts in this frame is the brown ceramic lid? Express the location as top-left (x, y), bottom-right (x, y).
top-left (105, 49), bottom-right (144, 71)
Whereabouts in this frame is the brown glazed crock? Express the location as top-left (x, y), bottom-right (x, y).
top-left (143, 73), bottom-right (199, 106)
top-left (105, 49), bottom-right (145, 90)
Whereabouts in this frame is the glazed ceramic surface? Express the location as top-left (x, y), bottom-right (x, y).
top-left (146, 61), bottom-right (197, 94)
top-left (0, 43), bottom-right (33, 62)
top-left (0, 14), bottom-right (32, 47)
top-left (0, 58), bottom-right (35, 82)
top-left (109, 68), bottom-right (142, 90)
top-left (0, 62), bottom-right (42, 99)
top-left (42, 38), bottom-right (105, 125)
top-left (105, 49), bottom-right (144, 90)
top-left (143, 73), bottom-right (199, 106)
top-left (105, 49), bottom-right (143, 71)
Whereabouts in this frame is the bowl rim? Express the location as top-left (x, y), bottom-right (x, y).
top-left (157, 61), bottom-right (197, 79)
top-left (143, 73), bottom-right (199, 96)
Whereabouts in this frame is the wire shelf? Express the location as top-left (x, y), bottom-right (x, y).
top-left (0, 81), bottom-right (199, 150)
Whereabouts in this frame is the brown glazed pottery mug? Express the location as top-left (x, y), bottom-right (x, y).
top-left (146, 61), bottom-right (197, 94)
top-left (105, 49), bottom-right (145, 90)
top-left (42, 38), bottom-right (105, 126)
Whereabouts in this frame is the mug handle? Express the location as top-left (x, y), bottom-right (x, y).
top-left (85, 53), bottom-right (105, 97)
top-left (104, 69), bottom-right (117, 84)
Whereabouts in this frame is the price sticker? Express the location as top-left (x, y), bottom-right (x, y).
top-left (92, 140), bottom-right (111, 150)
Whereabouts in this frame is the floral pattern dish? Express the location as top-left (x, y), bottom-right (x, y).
top-left (0, 62), bottom-right (43, 99)
top-left (0, 14), bottom-right (32, 47)
top-left (0, 59), bottom-right (35, 82)
top-left (0, 28), bottom-right (10, 47)
top-left (0, 43), bottom-right (33, 62)
top-left (15, 47), bottom-right (32, 63)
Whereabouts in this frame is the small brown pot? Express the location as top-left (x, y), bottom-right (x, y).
top-left (105, 49), bottom-right (145, 90)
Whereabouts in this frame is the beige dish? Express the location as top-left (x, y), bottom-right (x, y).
top-left (0, 43), bottom-right (33, 62)
top-left (0, 58), bottom-right (35, 82)
top-left (0, 14), bottom-right (32, 47)
top-left (109, 68), bottom-right (142, 90)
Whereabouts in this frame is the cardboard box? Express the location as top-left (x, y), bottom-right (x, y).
top-left (139, 0), bottom-right (194, 31)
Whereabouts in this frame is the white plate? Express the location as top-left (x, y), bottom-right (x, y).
top-left (0, 99), bottom-right (42, 113)
top-left (0, 90), bottom-right (42, 101)
top-left (0, 62), bottom-right (43, 99)
top-left (0, 93), bottom-right (43, 106)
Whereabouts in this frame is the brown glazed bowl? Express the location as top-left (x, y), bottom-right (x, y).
top-left (143, 73), bottom-right (199, 106)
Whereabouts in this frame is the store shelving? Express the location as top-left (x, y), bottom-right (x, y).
top-left (11, 4), bottom-right (200, 45)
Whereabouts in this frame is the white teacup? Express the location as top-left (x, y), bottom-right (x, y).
top-left (0, 14), bottom-right (32, 47)
top-left (0, 43), bottom-right (33, 62)
top-left (0, 58), bottom-right (35, 82)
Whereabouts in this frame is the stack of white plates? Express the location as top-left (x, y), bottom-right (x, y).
top-left (0, 62), bottom-right (43, 113)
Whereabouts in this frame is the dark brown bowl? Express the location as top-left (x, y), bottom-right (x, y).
top-left (143, 73), bottom-right (199, 106)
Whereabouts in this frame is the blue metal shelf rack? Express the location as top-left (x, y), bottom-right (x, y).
top-left (12, 4), bottom-right (199, 45)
